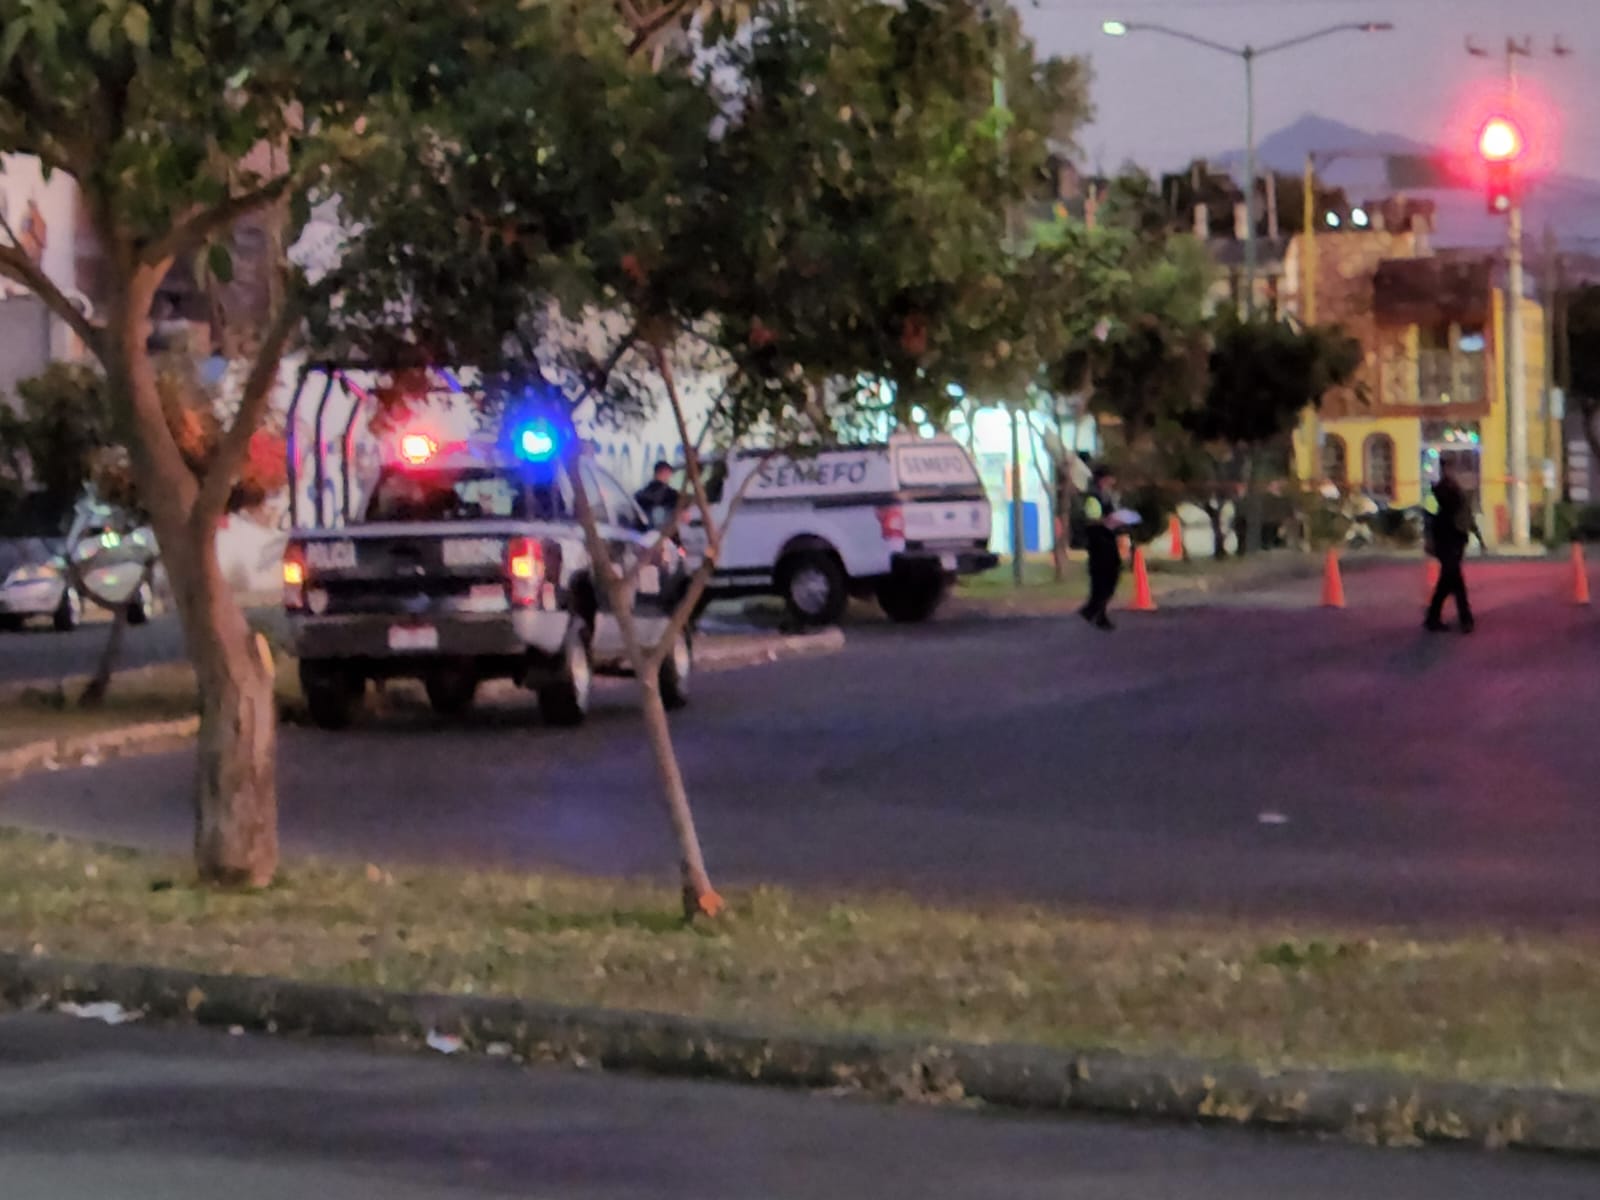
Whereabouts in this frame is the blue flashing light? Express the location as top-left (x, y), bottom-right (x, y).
top-left (514, 420), bottom-right (559, 463)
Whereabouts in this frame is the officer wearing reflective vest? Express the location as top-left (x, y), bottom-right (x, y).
top-left (1423, 461), bottom-right (1480, 633)
top-left (1078, 465), bottom-right (1129, 631)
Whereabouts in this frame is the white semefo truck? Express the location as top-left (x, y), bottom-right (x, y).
top-left (684, 433), bottom-right (997, 626)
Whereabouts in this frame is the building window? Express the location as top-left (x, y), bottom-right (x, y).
top-left (1322, 435), bottom-right (1348, 486)
top-left (1417, 323), bottom-right (1488, 407)
top-left (1364, 434), bottom-right (1396, 499)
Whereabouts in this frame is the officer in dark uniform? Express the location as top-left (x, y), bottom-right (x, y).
top-left (634, 461), bottom-right (680, 529)
top-left (1078, 465), bottom-right (1126, 631)
top-left (1423, 462), bottom-right (1479, 634)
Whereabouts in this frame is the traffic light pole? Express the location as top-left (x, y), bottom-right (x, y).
top-left (1503, 42), bottom-right (1531, 547)
top-left (1507, 200), bottom-right (1531, 547)
top-left (1472, 34), bottom-right (1573, 547)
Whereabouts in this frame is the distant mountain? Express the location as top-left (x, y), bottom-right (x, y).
top-left (1209, 113), bottom-right (1600, 253)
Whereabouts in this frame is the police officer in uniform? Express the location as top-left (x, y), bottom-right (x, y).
top-left (634, 460), bottom-right (680, 530)
top-left (1423, 461), bottom-right (1479, 634)
top-left (1079, 465), bottom-right (1127, 631)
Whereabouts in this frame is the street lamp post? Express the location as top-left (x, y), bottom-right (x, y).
top-left (1102, 20), bottom-right (1393, 317)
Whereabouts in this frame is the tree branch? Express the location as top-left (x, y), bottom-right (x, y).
top-left (652, 345), bottom-right (720, 537)
top-left (574, 327), bottom-right (640, 406)
top-left (192, 291), bottom-right (303, 526)
top-left (0, 211), bottom-right (102, 355)
top-left (623, 0), bottom-right (694, 57)
top-left (141, 173), bottom-right (299, 267)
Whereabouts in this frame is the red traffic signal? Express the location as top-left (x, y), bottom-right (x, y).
top-left (1478, 116), bottom-right (1523, 215)
top-left (1478, 116), bottom-right (1524, 163)
top-left (1485, 162), bottom-right (1514, 214)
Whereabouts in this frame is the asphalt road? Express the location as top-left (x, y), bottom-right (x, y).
top-left (6, 560), bottom-right (1600, 928)
top-left (3, 1013), bottom-right (1595, 1199)
top-left (0, 612), bottom-right (186, 686)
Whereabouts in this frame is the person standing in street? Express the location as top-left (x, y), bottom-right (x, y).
top-left (1079, 465), bottom-right (1128, 631)
top-left (1423, 462), bottom-right (1479, 634)
top-left (634, 460), bottom-right (680, 530)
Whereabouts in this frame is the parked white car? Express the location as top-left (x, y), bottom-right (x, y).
top-left (0, 502), bottom-right (161, 633)
top-left (683, 433), bottom-right (997, 626)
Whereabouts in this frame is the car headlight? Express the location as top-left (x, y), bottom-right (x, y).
top-left (4, 564), bottom-right (59, 586)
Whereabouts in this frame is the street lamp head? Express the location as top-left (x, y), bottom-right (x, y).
top-left (1102, 20), bottom-right (1129, 37)
top-left (1360, 22), bottom-right (1395, 33)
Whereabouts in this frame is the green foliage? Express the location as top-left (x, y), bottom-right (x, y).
top-left (319, 0), bottom-right (1093, 444)
top-left (0, 1), bottom-right (417, 252)
top-left (1050, 171), bottom-right (1213, 438)
top-left (709, 0), bottom-right (1091, 425)
top-left (0, 363), bottom-right (114, 520)
top-left (1189, 313), bottom-right (1363, 449)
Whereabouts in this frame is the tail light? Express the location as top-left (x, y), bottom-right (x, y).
top-left (876, 505), bottom-right (906, 542)
top-left (282, 543), bottom-right (307, 611)
top-left (506, 536), bottom-right (546, 607)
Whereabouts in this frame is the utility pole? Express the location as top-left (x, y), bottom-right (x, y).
top-left (983, 2), bottom-right (1027, 586)
top-left (1242, 46), bottom-right (1257, 316)
top-left (1542, 224), bottom-right (1559, 542)
top-left (1470, 34), bottom-right (1572, 547)
top-left (1504, 36), bottom-right (1531, 546)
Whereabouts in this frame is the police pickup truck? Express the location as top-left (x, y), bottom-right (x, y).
top-left (282, 425), bottom-right (693, 730)
top-left (684, 432), bottom-right (997, 626)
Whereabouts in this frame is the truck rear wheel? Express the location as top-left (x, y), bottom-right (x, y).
top-left (538, 623), bottom-right (593, 727)
top-left (425, 666), bottom-right (479, 717)
top-left (300, 660), bottom-right (365, 730)
top-left (779, 551), bottom-right (847, 628)
top-left (876, 575), bottom-right (948, 623)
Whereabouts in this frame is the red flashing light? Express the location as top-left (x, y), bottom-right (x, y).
top-left (506, 536), bottom-right (546, 607)
top-left (399, 432), bottom-right (438, 466)
top-left (1478, 116), bottom-right (1523, 163)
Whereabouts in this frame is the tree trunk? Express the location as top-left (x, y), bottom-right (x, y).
top-left (1243, 447), bottom-right (1264, 556)
top-left (1206, 501), bottom-right (1228, 560)
top-left (107, 288), bottom-right (279, 888)
top-left (567, 434), bottom-right (721, 922)
top-left (637, 673), bottom-right (719, 917)
top-left (167, 524), bottom-right (279, 886)
top-left (78, 604), bottom-right (129, 709)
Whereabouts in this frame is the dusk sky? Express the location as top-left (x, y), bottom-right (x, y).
top-left (1022, 0), bottom-right (1599, 184)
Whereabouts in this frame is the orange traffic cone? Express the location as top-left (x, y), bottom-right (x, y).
top-left (1322, 548), bottom-right (1345, 609)
top-left (1424, 558), bottom-right (1440, 604)
top-left (1168, 514), bottom-right (1183, 559)
top-left (1130, 546), bottom-right (1157, 612)
top-left (1572, 542), bottom-right (1592, 606)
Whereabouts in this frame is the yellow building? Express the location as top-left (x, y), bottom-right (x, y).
top-left (1288, 227), bottom-right (1554, 544)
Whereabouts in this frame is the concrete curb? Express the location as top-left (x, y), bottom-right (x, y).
top-left (695, 626), bottom-right (845, 671)
top-left (0, 717), bottom-right (200, 787)
top-left (4, 951), bottom-right (1599, 1156)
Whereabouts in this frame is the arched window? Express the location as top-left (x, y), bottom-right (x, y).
top-left (1322, 435), bottom-right (1348, 486)
top-left (1364, 434), bottom-right (1396, 499)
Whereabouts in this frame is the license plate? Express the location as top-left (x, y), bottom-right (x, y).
top-left (442, 538), bottom-right (504, 568)
top-left (940, 553), bottom-right (958, 571)
top-left (388, 625), bottom-right (439, 652)
top-left (307, 540), bottom-right (358, 571)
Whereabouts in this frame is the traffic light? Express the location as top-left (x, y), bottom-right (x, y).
top-left (1478, 115), bottom-right (1523, 216)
